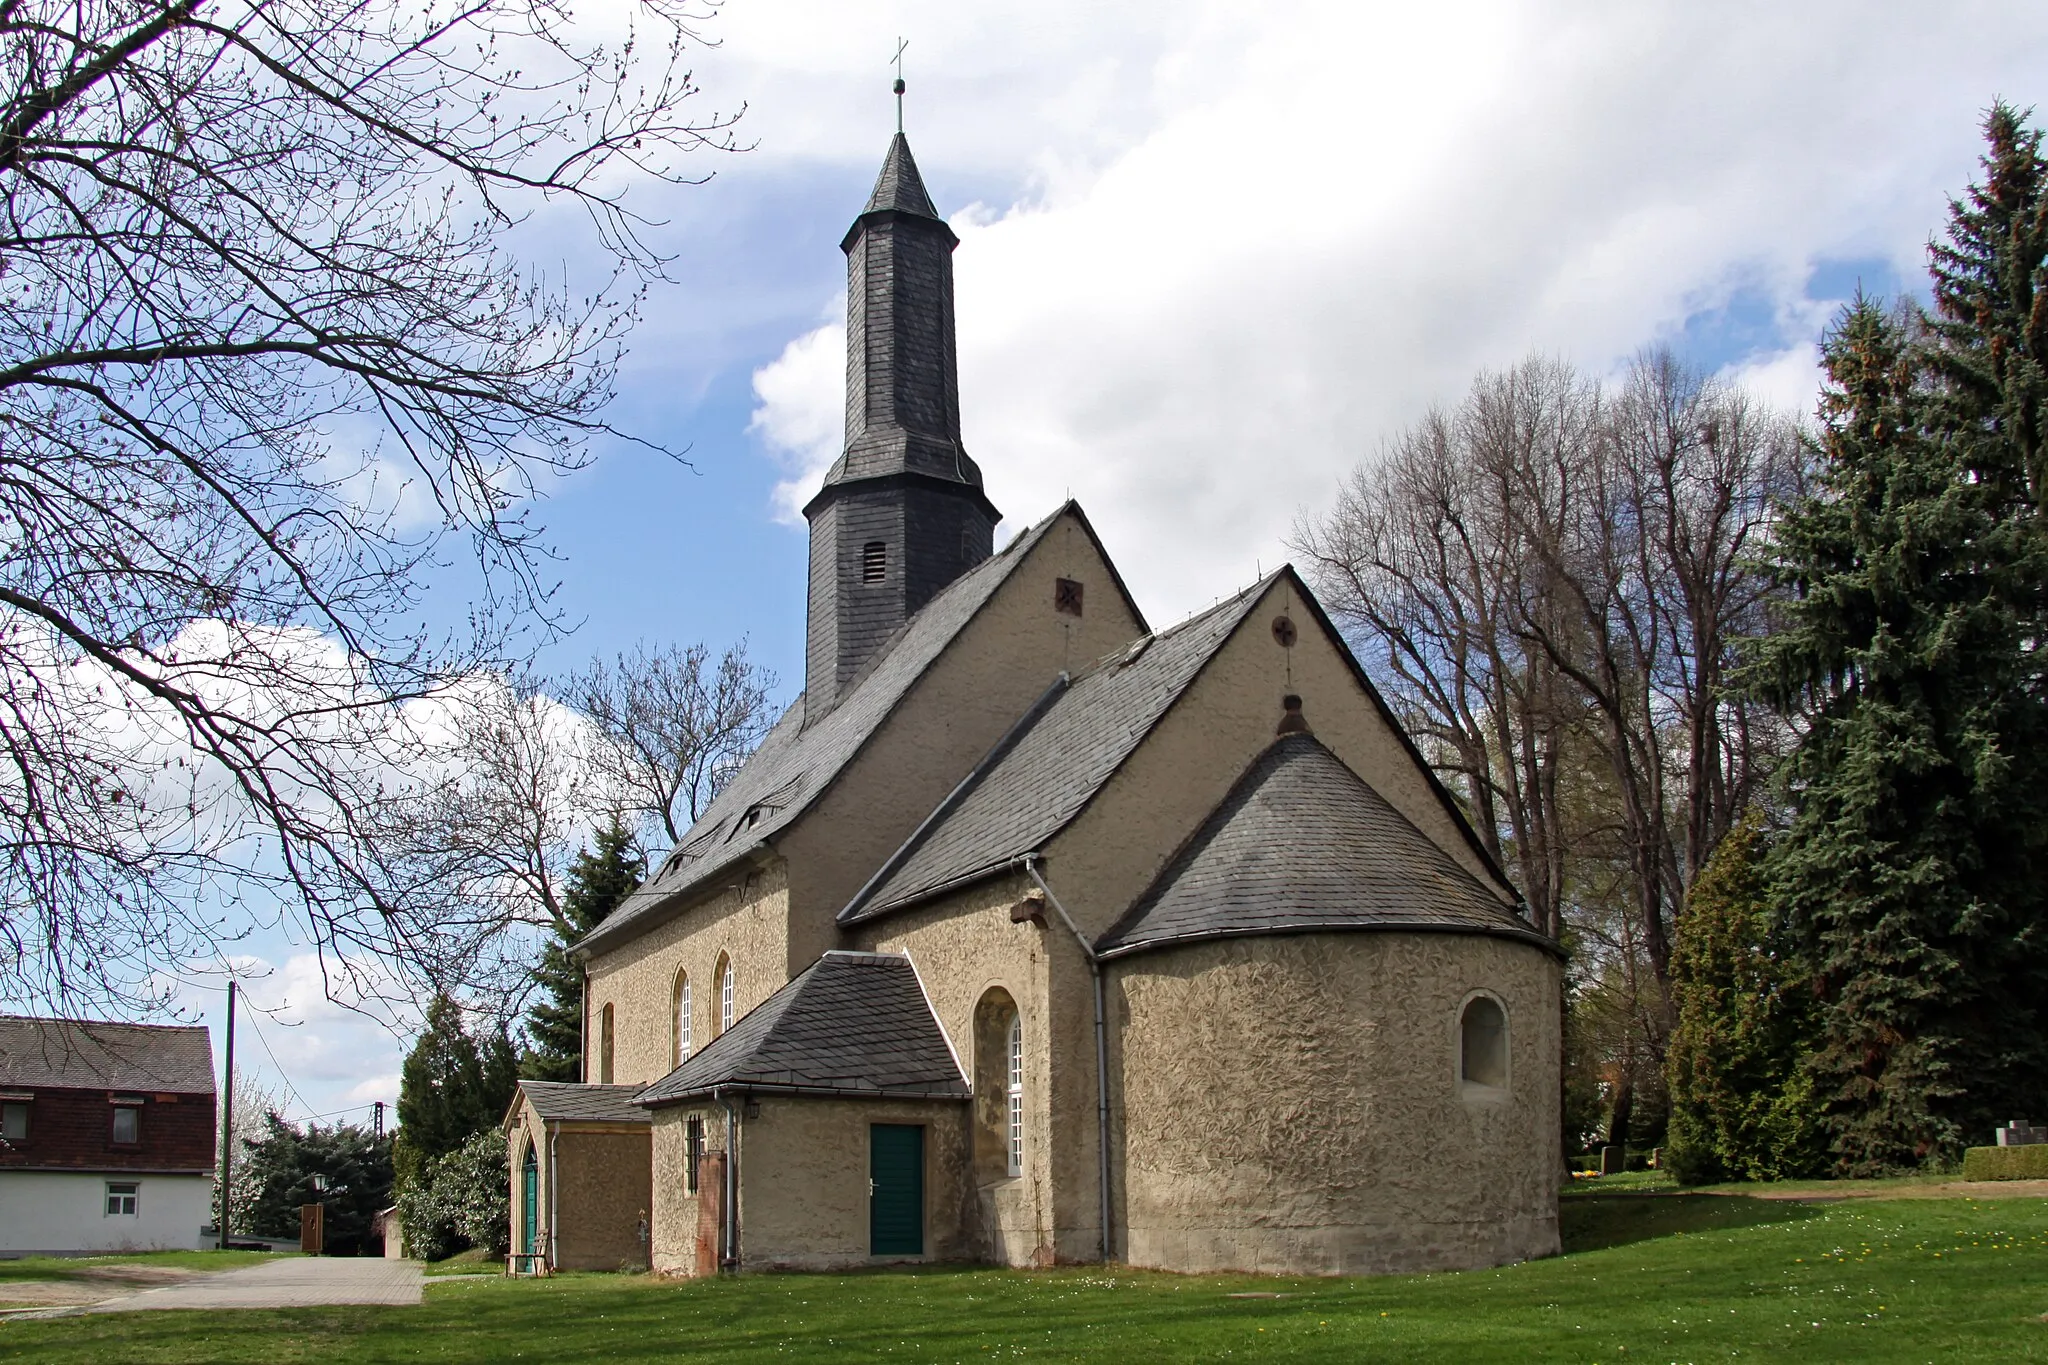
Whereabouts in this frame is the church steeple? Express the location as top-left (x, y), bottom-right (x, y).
top-left (803, 133), bottom-right (1000, 715)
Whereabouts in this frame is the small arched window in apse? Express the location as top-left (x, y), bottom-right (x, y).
top-left (599, 1002), bottom-right (616, 1084)
top-left (1460, 995), bottom-right (1507, 1090)
top-left (673, 971), bottom-right (692, 1068)
top-left (717, 954), bottom-right (735, 1036)
top-left (1006, 1013), bottom-right (1024, 1178)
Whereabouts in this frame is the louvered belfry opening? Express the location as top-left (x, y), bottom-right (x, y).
top-left (803, 132), bottom-right (1001, 717)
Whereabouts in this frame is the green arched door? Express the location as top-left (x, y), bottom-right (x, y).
top-left (521, 1144), bottom-right (539, 1259)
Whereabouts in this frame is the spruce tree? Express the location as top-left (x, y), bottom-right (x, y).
top-left (1664, 816), bottom-right (1825, 1183)
top-left (1755, 293), bottom-right (2048, 1171)
top-left (395, 994), bottom-right (521, 1185)
top-left (520, 819), bottom-right (643, 1081)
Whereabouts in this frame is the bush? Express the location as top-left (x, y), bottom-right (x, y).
top-left (1960, 1145), bottom-right (2048, 1181)
top-left (395, 1129), bottom-right (509, 1261)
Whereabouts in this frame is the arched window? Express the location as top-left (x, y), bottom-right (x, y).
top-left (971, 988), bottom-right (1021, 1182)
top-left (598, 1003), bottom-right (615, 1084)
top-left (1460, 995), bottom-right (1507, 1090)
top-left (717, 955), bottom-right (735, 1036)
top-left (672, 970), bottom-right (692, 1068)
top-left (1006, 1014), bottom-right (1024, 1178)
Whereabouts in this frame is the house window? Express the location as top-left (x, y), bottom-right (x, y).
top-left (105, 1181), bottom-right (139, 1216)
top-left (1006, 1014), bottom-right (1025, 1178)
top-left (686, 1117), bottom-right (704, 1195)
top-left (1, 1102), bottom-right (27, 1142)
top-left (862, 540), bottom-right (887, 583)
top-left (599, 1004), bottom-right (615, 1085)
top-left (1460, 996), bottom-right (1508, 1090)
top-left (111, 1105), bottom-right (140, 1145)
top-left (717, 955), bottom-right (735, 1036)
top-left (673, 971), bottom-right (692, 1068)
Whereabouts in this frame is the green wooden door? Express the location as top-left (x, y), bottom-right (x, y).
top-left (869, 1124), bottom-right (924, 1256)
top-left (521, 1146), bottom-right (539, 1258)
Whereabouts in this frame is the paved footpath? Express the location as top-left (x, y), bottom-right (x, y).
top-left (91, 1257), bottom-right (424, 1311)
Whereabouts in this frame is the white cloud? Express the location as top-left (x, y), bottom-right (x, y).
top-left (735, 0), bottom-right (2048, 620)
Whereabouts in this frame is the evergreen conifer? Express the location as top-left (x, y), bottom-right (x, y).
top-left (1665, 816), bottom-right (1825, 1183)
top-left (395, 994), bottom-right (519, 1186)
top-left (520, 819), bottom-right (643, 1081)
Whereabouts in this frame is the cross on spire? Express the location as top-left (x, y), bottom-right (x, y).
top-left (892, 37), bottom-right (908, 134)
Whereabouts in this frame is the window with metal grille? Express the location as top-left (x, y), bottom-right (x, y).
top-left (1055, 577), bottom-right (1083, 616)
top-left (105, 1181), bottom-right (138, 1216)
top-left (862, 541), bottom-right (887, 583)
top-left (673, 972), bottom-right (692, 1067)
top-left (1006, 1014), bottom-right (1024, 1178)
top-left (719, 956), bottom-right (735, 1035)
top-left (686, 1118), bottom-right (704, 1194)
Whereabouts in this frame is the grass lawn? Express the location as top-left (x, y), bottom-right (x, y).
top-left (0, 1251), bottom-right (278, 1284)
top-left (4, 1195), bottom-right (2046, 1362)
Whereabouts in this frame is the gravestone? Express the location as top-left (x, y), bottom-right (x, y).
top-left (1599, 1144), bottom-right (1623, 1176)
top-left (1995, 1120), bottom-right (2048, 1147)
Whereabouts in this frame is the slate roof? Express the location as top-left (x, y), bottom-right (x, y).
top-left (635, 952), bottom-right (967, 1107)
top-left (578, 509), bottom-right (1070, 958)
top-left (0, 1016), bottom-right (214, 1093)
top-left (1096, 733), bottom-right (1558, 960)
top-left (838, 575), bottom-right (1277, 924)
top-left (860, 132), bottom-right (942, 220)
top-left (514, 1081), bottom-right (649, 1126)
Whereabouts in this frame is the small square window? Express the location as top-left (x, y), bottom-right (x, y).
top-left (106, 1181), bottom-right (138, 1217)
top-left (111, 1106), bottom-right (140, 1144)
top-left (1054, 578), bottom-right (1084, 617)
top-left (1, 1102), bottom-right (27, 1142)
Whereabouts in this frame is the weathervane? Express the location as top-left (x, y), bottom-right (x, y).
top-left (892, 37), bottom-right (908, 134)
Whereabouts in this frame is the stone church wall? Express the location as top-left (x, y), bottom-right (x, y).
top-left (1113, 932), bottom-right (1560, 1275)
top-left (507, 1100), bottom-right (652, 1273)
top-left (583, 860), bottom-right (792, 1087)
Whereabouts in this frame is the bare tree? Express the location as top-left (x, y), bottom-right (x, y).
top-left (0, 0), bottom-right (737, 1007)
top-left (559, 640), bottom-right (776, 853)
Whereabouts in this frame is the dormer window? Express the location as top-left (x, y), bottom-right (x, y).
top-left (862, 541), bottom-right (888, 583)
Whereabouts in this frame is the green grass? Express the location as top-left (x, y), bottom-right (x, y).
top-left (0, 1251), bottom-right (280, 1284)
top-left (5, 1198), bottom-right (2048, 1361)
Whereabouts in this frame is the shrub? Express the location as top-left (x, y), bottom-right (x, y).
top-left (1960, 1145), bottom-right (2048, 1181)
top-left (395, 1129), bottom-right (509, 1261)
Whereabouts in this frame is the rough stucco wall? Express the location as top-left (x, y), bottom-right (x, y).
top-left (1116, 933), bottom-right (1560, 1276)
top-left (583, 860), bottom-right (791, 1086)
top-left (781, 509), bottom-right (1146, 975)
top-left (1043, 576), bottom-right (1510, 944)
top-left (855, 874), bottom-right (1079, 1265)
top-left (737, 1097), bottom-right (975, 1270)
top-left (554, 1127), bottom-right (653, 1271)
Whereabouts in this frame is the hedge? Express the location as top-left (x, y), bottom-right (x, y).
top-left (1961, 1145), bottom-right (2048, 1181)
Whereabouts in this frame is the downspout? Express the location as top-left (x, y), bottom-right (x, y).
top-left (716, 1089), bottom-right (741, 1271)
top-left (546, 1120), bottom-right (560, 1272)
top-left (1018, 853), bottom-right (1113, 1264)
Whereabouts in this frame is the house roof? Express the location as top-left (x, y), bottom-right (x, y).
top-left (513, 1081), bottom-right (650, 1126)
top-left (1096, 732), bottom-right (1559, 960)
top-left (635, 952), bottom-right (967, 1107)
top-left (578, 507), bottom-right (1078, 958)
top-left (0, 1016), bottom-right (214, 1093)
top-left (837, 574), bottom-right (1277, 925)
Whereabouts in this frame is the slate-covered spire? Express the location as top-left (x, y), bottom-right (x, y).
top-left (803, 133), bottom-right (1001, 716)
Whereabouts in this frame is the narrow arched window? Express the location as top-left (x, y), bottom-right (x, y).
top-left (1006, 1013), bottom-right (1024, 1178)
top-left (599, 1002), bottom-right (615, 1084)
top-left (971, 988), bottom-right (1021, 1182)
top-left (718, 955), bottom-right (735, 1036)
top-left (673, 971), bottom-right (692, 1068)
top-left (1461, 995), bottom-right (1507, 1090)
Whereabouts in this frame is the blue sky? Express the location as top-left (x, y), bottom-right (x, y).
top-left (169, 0), bottom-right (2045, 1124)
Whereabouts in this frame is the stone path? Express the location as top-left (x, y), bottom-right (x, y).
top-left (89, 1257), bottom-right (424, 1312)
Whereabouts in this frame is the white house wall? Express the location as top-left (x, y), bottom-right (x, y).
top-left (0, 1171), bottom-right (213, 1254)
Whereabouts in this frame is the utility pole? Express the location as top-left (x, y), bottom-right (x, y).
top-left (372, 1100), bottom-right (385, 1141)
top-left (217, 979), bottom-right (237, 1252)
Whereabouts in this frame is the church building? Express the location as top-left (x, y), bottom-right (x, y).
top-left (504, 131), bottom-right (1563, 1278)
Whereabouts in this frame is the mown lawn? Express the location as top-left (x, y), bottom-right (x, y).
top-left (0, 1250), bottom-right (278, 1284)
top-left (5, 1195), bottom-right (2046, 1362)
